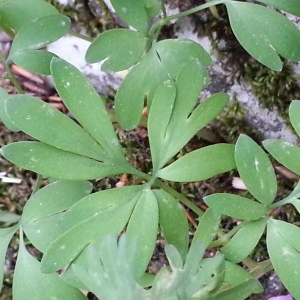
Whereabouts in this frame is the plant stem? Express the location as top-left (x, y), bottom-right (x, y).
top-left (31, 174), bottom-right (43, 194)
top-left (161, 0), bottom-right (167, 19)
top-left (0, 25), bottom-right (15, 39)
top-left (154, 179), bottom-right (205, 216)
top-left (250, 259), bottom-right (273, 279)
top-left (0, 51), bottom-right (24, 94)
top-left (149, 0), bottom-right (227, 40)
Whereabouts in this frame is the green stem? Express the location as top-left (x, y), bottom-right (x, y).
top-left (149, 0), bottom-right (228, 39)
top-left (68, 30), bottom-right (93, 43)
top-left (0, 51), bottom-right (24, 94)
top-left (154, 179), bottom-right (205, 216)
top-left (161, 0), bottom-right (168, 19)
top-left (250, 259), bottom-right (273, 279)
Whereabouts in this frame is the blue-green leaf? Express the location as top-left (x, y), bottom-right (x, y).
top-left (4, 95), bottom-right (106, 161)
top-left (263, 139), bottom-right (300, 175)
top-left (226, 2), bottom-right (300, 71)
top-left (0, 225), bottom-right (18, 290)
top-left (0, 142), bottom-right (125, 180)
top-left (192, 207), bottom-right (221, 248)
top-left (267, 219), bottom-right (300, 299)
top-left (235, 135), bottom-right (277, 205)
top-left (157, 144), bottom-right (235, 182)
top-left (0, 0), bottom-right (58, 30)
top-left (111, 0), bottom-right (148, 34)
top-left (126, 188), bottom-right (159, 279)
top-left (204, 194), bottom-right (268, 221)
top-left (289, 100), bottom-right (300, 137)
top-left (85, 29), bottom-right (147, 71)
top-left (41, 186), bottom-right (143, 273)
top-left (221, 217), bottom-right (268, 263)
top-left (13, 234), bottom-right (86, 300)
top-left (256, 0), bottom-right (300, 16)
top-left (155, 190), bottom-right (189, 259)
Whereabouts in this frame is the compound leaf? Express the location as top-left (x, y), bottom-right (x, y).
top-left (41, 186), bottom-right (143, 273)
top-left (0, 87), bottom-right (19, 131)
top-left (235, 135), bottom-right (277, 205)
top-left (204, 194), bottom-right (268, 221)
top-left (126, 188), bottom-right (159, 279)
top-left (157, 144), bottom-right (235, 182)
top-left (86, 29), bottom-right (147, 71)
top-left (0, 225), bottom-right (18, 290)
top-left (13, 234), bottom-right (86, 300)
top-left (267, 219), bottom-right (300, 299)
top-left (155, 190), bottom-right (189, 259)
top-left (192, 207), bottom-right (221, 249)
top-left (263, 139), bottom-right (300, 175)
top-left (0, 0), bottom-right (58, 30)
top-left (0, 142), bottom-right (125, 180)
top-left (256, 0), bottom-right (300, 16)
top-left (21, 180), bottom-right (92, 225)
top-left (289, 100), bottom-right (300, 137)
top-left (4, 95), bottom-right (107, 161)
top-left (226, 2), bottom-right (300, 71)
top-left (50, 58), bottom-right (125, 161)
top-left (111, 0), bottom-right (148, 34)
top-left (221, 217), bottom-right (268, 263)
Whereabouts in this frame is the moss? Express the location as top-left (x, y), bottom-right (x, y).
top-left (244, 59), bottom-right (300, 122)
top-left (46, 0), bottom-right (118, 37)
top-left (215, 95), bottom-right (263, 144)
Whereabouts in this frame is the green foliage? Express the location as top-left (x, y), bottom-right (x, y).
top-left (0, 0), bottom-right (300, 299)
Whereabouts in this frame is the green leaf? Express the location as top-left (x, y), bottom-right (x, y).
top-left (192, 207), bottom-right (221, 248)
top-left (0, 225), bottom-right (18, 290)
top-left (154, 190), bottom-right (189, 259)
top-left (221, 217), bottom-right (268, 263)
top-left (263, 139), bottom-right (300, 175)
top-left (141, 0), bottom-right (161, 18)
top-left (111, 0), bottom-right (148, 34)
top-left (282, 181), bottom-right (300, 213)
top-left (0, 0), bottom-right (58, 30)
top-left (289, 100), bottom-right (300, 137)
top-left (0, 141), bottom-right (125, 180)
top-left (22, 214), bottom-right (64, 253)
top-left (0, 87), bottom-right (19, 131)
top-left (13, 234), bottom-right (87, 300)
top-left (8, 15), bottom-right (70, 74)
top-left (4, 95), bottom-right (107, 161)
top-left (155, 39), bottom-right (212, 78)
top-left (115, 48), bottom-right (168, 130)
top-left (115, 39), bottom-right (211, 130)
top-left (161, 93), bottom-right (229, 170)
top-left (126, 188), bottom-right (159, 279)
top-left (225, 2), bottom-right (300, 71)
top-left (256, 0), bottom-right (300, 17)
top-left (224, 261), bottom-right (262, 288)
top-left (41, 186), bottom-right (143, 273)
top-left (148, 79), bottom-right (176, 171)
top-left (9, 15), bottom-right (70, 53)
top-left (212, 278), bottom-right (263, 300)
top-left (50, 58), bottom-right (125, 161)
top-left (204, 194), bottom-right (268, 221)
top-left (8, 50), bottom-right (57, 75)
top-left (235, 135), bottom-right (277, 205)
top-left (71, 235), bottom-right (147, 300)
top-left (21, 181), bottom-right (92, 224)
top-left (0, 212), bottom-right (20, 223)
top-left (267, 219), bottom-right (300, 299)
top-left (85, 29), bottom-right (147, 71)
top-left (157, 144), bottom-right (236, 182)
